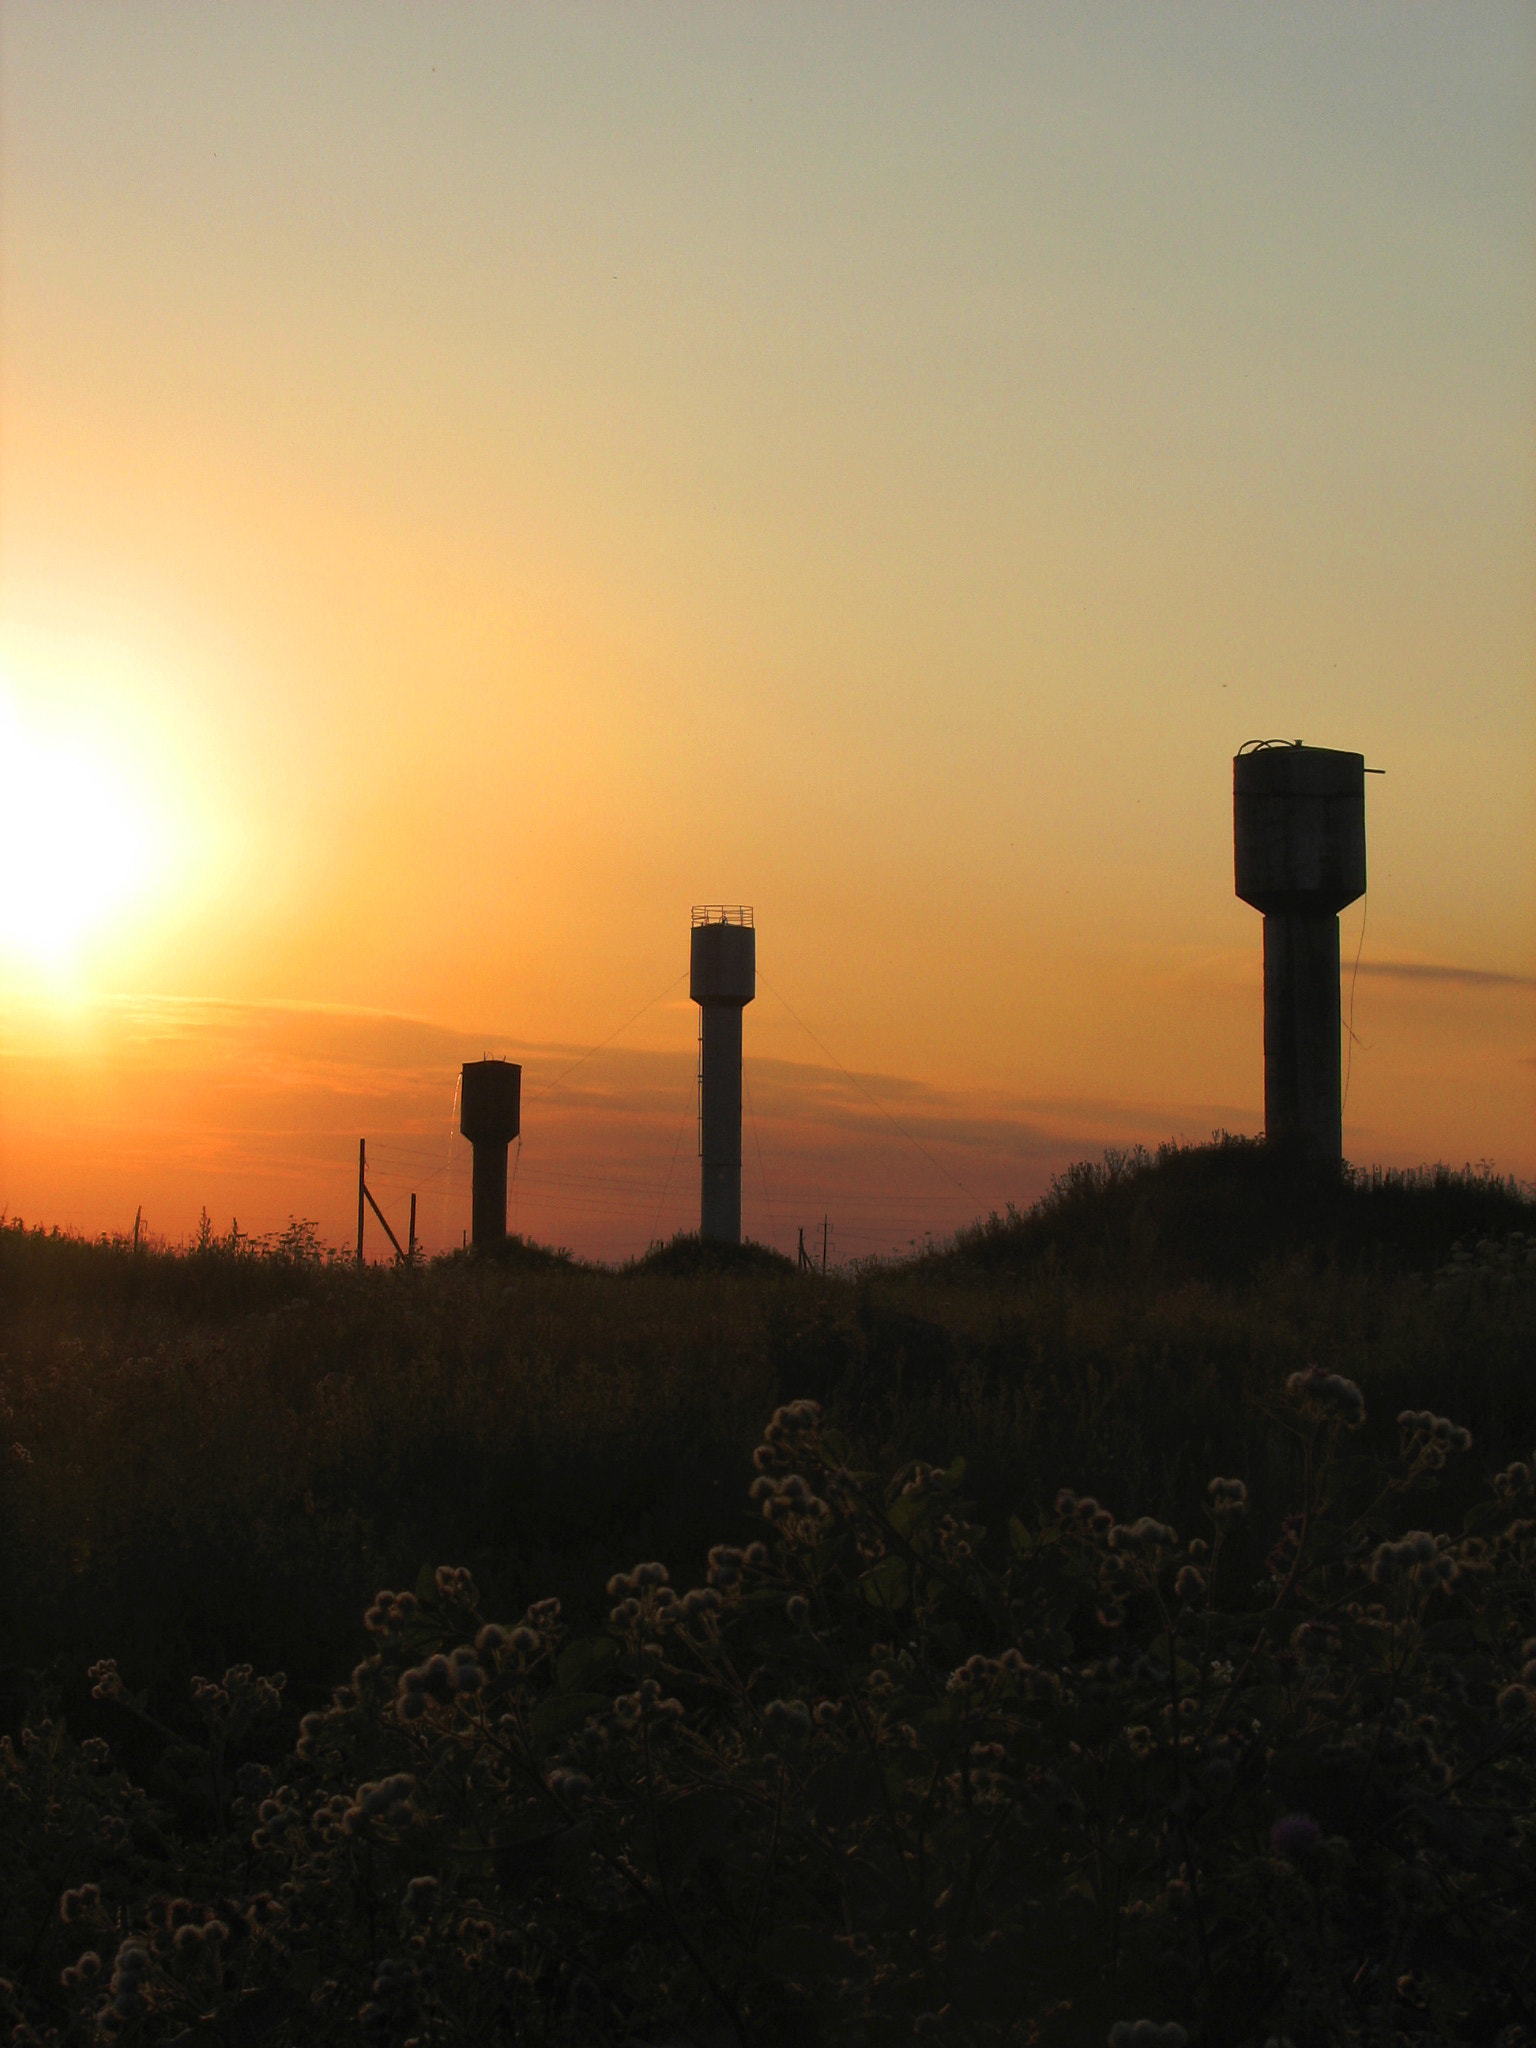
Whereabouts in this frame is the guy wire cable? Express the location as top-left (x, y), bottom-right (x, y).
top-left (524, 968), bottom-right (690, 1103)
top-left (756, 965), bottom-right (966, 1193)
top-left (1343, 890), bottom-right (1368, 1118)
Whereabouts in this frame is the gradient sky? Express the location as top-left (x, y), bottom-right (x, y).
top-left (1, 3), bottom-right (1532, 1259)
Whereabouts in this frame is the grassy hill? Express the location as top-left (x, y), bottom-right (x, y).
top-left (2, 1140), bottom-right (1530, 1718)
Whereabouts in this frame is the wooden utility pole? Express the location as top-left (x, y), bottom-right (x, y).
top-left (408, 1193), bottom-right (417, 1262)
top-left (822, 1215), bottom-right (829, 1277)
top-left (357, 1138), bottom-right (413, 1265)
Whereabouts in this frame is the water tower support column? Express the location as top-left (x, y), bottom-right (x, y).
top-left (1263, 910), bottom-right (1343, 1157)
top-left (699, 1002), bottom-right (744, 1242)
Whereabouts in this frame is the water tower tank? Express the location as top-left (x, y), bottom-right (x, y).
top-left (1235, 743), bottom-right (1366, 914)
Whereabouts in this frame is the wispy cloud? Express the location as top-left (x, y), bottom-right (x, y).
top-left (1358, 961), bottom-right (1535, 992)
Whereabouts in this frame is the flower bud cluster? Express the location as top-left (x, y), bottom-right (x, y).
top-left (674, 1585), bottom-right (723, 1623)
top-left (1286, 1367), bottom-right (1366, 1426)
top-left (749, 1471), bottom-right (832, 1528)
top-left (613, 1679), bottom-right (683, 1726)
top-left (86, 1659), bottom-right (123, 1703)
top-left (1494, 1459), bottom-right (1534, 1501)
top-left (434, 1565), bottom-right (476, 1604)
top-left (1109, 1517), bottom-right (1179, 1555)
top-left (59, 1885), bottom-right (102, 1925)
top-left (945, 1648), bottom-right (1038, 1697)
top-left (59, 1950), bottom-right (101, 1991)
top-left (364, 1589), bottom-right (420, 1635)
top-left (606, 1562), bottom-right (678, 1626)
top-left (475, 1621), bottom-right (539, 1658)
top-left (396, 1647), bottom-right (486, 1720)
top-left (750, 1399), bottom-right (822, 1476)
top-left (1055, 1491), bottom-right (1116, 1540)
top-left (705, 1542), bottom-right (767, 1588)
top-left (1108, 2019), bottom-right (1188, 2045)
top-left (1397, 1410), bottom-right (1473, 1467)
top-left (252, 1784), bottom-right (302, 1849)
top-left (108, 1941), bottom-right (149, 2020)
top-left (1206, 1476), bottom-right (1247, 1523)
top-left (1370, 1530), bottom-right (1458, 1588)
top-left (244, 1893), bottom-right (285, 1936)
top-left (171, 1914), bottom-right (228, 1955)
top-left (341, 1772), bottom-right (415, 1836)
top-left (762, 1697), bottom-right (812, 1738)
top-left (294, 1710), bottom-right (329, 1760)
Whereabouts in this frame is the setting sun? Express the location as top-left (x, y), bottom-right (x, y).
top-left (0, 692), bottom-right (162, 972)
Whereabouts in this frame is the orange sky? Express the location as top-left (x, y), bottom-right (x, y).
top-left (1, 6), bottom-right (1532, 1259)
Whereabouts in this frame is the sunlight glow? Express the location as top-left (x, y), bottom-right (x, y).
top-left (0, 695), bottom-right (163, 971)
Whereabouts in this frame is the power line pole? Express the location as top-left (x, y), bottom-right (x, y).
top-left (357, 1138), bottom-right (413, 1265)
top-left (822, 1215), bottom-right (829, 1277)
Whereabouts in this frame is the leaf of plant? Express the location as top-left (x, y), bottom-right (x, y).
top-left (859, 1556), bottom-right (910, 1611)
top-left (887, 1493), bottom-right (931, 1540)
top-left (556, 1636), bottom-right (619, 1693)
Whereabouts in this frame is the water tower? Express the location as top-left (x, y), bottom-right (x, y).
top-left (1234, 743), bottom-right (1366, 1160)
top-left (690, 906), bottom-right (755, 1243)
top-left (460, 1058), bottom-right (522, 1247)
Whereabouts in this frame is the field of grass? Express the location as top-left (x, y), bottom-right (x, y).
top-left (4, 1140), bottom-right (1530, 1719)
top-left (1, 1137), bottom-right (1533, 2044)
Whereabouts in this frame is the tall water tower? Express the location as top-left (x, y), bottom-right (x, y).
top-left (460, 1058), bottom-right (522, 1247)
top-left (1234, 743), bottom-right (1366, 1160)
top-left (691, 906), bottom-right (755, 1243)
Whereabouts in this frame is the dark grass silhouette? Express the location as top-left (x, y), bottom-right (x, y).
top-left (1, 1142), bottom-right (1529, 1728)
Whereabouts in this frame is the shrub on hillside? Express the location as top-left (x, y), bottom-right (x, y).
top-left (4, 1377), bottom-right (1535, 2045)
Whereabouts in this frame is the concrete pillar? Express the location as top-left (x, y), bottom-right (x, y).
top-left (471, 1138), bottom-right (511, 1249)
top-left (1263, 912), bottom-right (1342, 1158)
top-left (699, 1003), bottom-right (743, 1243)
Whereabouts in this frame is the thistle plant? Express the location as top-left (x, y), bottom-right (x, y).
top-left (2, 1372), bottom-right (1533, 2046)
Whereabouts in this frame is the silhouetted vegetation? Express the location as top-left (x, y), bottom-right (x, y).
top-left (1, 1144), bottom-right (1532, 2041)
